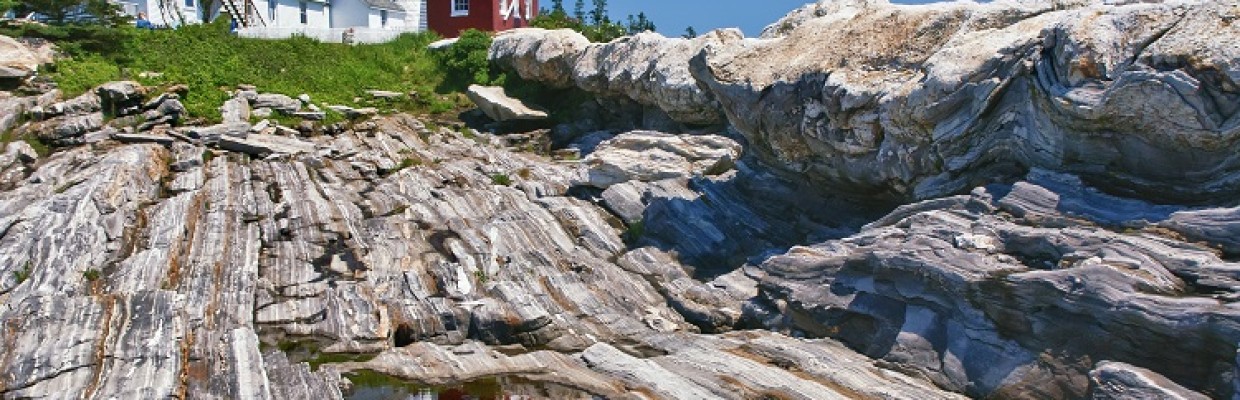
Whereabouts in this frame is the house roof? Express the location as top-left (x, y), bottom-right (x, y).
top-left (361, 0), bottom-right (404, 11)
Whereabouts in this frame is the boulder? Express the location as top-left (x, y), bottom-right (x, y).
top-left (95, 81), bottom-right (146, 115)
top-left (1088, 361), bottom-right (1211, 400)
top-left (582, 131), bottom-right (741, 188)
top-left (29, 113), bottom-right (104, 145)
top-left (220, 97), bottom-right (251, 124)
top-left (490, 28), bottom-right (742, 125)
top-left (252, 93), bottom-right (300, 114)
top-left (489, 28), bottom-right (590, 88)
top-left (0, 35), bottom-right (39, 79)
top-left (465, 85), bottom-right (549, 122)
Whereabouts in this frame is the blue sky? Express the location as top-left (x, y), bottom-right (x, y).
top-left (597, 0), bottom-right (939, 37)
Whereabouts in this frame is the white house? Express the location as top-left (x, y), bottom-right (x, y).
top-left (115, 0), bottom-right (425, 43)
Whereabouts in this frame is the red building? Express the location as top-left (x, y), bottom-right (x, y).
top-left (428, 0), bottom-right (539, 38)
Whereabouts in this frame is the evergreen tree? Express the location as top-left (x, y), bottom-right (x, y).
top-left (550, 0), bottom-right (564, 14)
top-left (683, 26), bottom-right (697, 39)
top-left (626, 12), bottom-right (654, 34)
top-left (589, 0), bottom-right (607, 25)
top-left (20, 0), bottom-right (124, 24)
top-left (573, 0), bottom-right (584, 22)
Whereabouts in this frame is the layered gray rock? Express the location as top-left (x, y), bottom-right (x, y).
top-left (694, 0), bottom-right (1240, 203)
top-left (0, 109), bottom-right (969, 398)
top-left (1088, 361), bottom-right (1210, 400)
top-left (751, 171), bottom-right (1240, 398)
top-left (465, 85), bottom-right (549, 122)
top-left (490, 28), bottom-right (744, 125)
top-left (582, 131), bottom-right (741, 188)
top-left (252, 93), bottom-right (301, 114)
top-left (496, 0), bottom-right (1240, 204)
top-left (0, 35), bottom-right (40, 79)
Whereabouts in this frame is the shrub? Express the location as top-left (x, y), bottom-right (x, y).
top-left (435, 29), bottom-right (500, 91)
top-left (0, 22), bottom-right (137, 60)
top-left (623, 220), bottom-right (645, 245)
top-left (83, 268), bottom-right (101, 281)
top-left (13, 262), bottom-right (31, 284)
top-left (490, 173), bottom-right (511, 186)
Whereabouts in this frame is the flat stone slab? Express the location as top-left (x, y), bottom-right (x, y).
top-left (218, 134), bottom-right (315, 156)
top-left (466, 85), bottom-right (549, 122)
top-left (112, 133), bottom-right (175, 145)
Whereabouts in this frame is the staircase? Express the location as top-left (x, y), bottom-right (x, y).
top-left (219, 0), bottom-right (265, 27)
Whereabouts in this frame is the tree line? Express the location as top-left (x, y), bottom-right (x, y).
top-left (533, 0), bottom-right (654, 42)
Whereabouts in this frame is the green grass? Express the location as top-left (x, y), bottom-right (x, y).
top-left (43, 21), bottom-right (472, 123)
top-left (13, 262), bottom-right (31, 284)
top-left (623, 220), bottom-right (645, 246)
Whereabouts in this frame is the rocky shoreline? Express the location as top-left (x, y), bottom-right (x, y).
top-left (2, 0), bottom-right (1239, 399)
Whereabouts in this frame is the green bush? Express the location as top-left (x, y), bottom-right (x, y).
top-left (0, 22), bottom-right (137, 60)
top-left (490, 173), bottom-right (511, 186)
top-left (435, 29), bottom-right (501, 91)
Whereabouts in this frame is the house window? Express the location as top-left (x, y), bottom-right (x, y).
top-left (299, 1), bottom-right (307, 24)
top-left (451, 0), bottom-right (468, 16)
top-left (184, 0), bottom-right (193, 7)
top-left (268, 0), bottom-right (276, 21)
top-left (380, 10), bottom-right (388, 26)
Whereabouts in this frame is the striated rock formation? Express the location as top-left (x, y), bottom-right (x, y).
top-left (2, 0), bottom-right (1239, 398)
top-left (582, 131), bottom-right (742, 188)
top-left (494, 0), bottom-right (1240, 204)
top-left (465, 84), bottom-right (550, 122)
top-left (491, 27), bottom-right (744, 126)
top-left (0, 89), bottom-right (956, 398)
top-left (0, 35), bottom-right (43, 80)
top-left (751, 169), bottom-right (1240, 398)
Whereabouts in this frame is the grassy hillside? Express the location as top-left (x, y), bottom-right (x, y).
top-left (7, 21), bottom-right (487, 123)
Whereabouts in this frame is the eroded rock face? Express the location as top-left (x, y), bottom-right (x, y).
top-left (0, 113), bottom-right (960, 398)
top-left (496, 0), bottom-right (1240, 204)
top-left (750, 170), bottom-right (1240, 398)
top-left (582, 131), bottom-right (742, 188)
top-left (0, 35), bottom-right (40, 79)
top-left (466, 85), bottom-right (550, 122)
top-left (701, 0), bottom-right (1240, 203)
top-left (491, 28), bottom-right (745, 125)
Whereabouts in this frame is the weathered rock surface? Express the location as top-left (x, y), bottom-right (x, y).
top-left (751, 170), bottom-right (1240, 398)
top-left (4, 1), bottom-right (1240, 399)
top-left (252, 93), bottom-right (301, 114)
top-left (1088, 361), bottom-right (1210, 400)
top-left (582, 131), bottom-right (742, 188)
top-left (491, 28), bottom-right (744, 125)
top-left (465, 85), bottom-right (549, 122)
top-left (0, 111), bottom-right (964, 398)
top-left (0, 35), bottom-right (40, 79)
top-left (497, 0), bottom-right (1240, 204)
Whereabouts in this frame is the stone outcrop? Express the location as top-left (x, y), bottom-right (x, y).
top-left (490, 28), bottom-right (745, 125)
top-left (3, 1), bottom-right (1239, 398)
top-left (495, 0), bottom-right (1240, 204)
top-left (0, 102), bottom-right (965, 398)
top-left (465, 85), bottom-right (549, 122)
top-left (582, 131), bottom-right (742, 188)
top-left (0, 35), bottom-right (42, 80)
top-left (749, 169), bottom-right (1239, 398)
